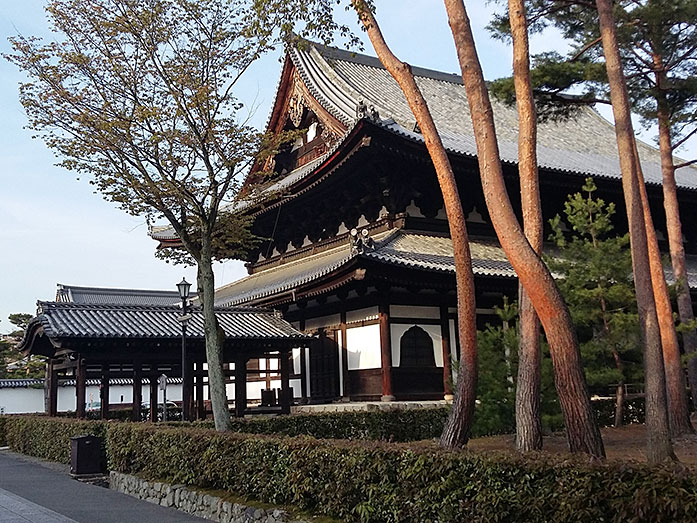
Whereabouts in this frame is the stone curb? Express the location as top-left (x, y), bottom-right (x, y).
top-left (110, 471), bottom-right (309, 523)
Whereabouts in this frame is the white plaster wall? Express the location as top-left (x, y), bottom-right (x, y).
top-left (346, 324), bottom-right (381, 370)
top-left (2, 375), bottom-right (302, 414)
top-left (346, 306), bottom-right (379, 324)
top-left (337, 332), bottom-right (344, 396)
top-left (305, 314), bottom-right (341, 330)
top-left (304, 349), bottom-right (311, 397)
top-left (0, 388), bottom-right (45, 414)
top-left (258, 358), bottom-right (279, 371)
top-left (0, 384), bottom-right (185, 414)
top-left (226, 378), bottom-right (302, 401)
top-left (61, 384), bottom-right (185, 412)
top-left (292, 348), bottom-right (302, 375)
top-left (389, 305), bottom-right (440, 319)
top-left (390, 324), bottom-right (443, 367)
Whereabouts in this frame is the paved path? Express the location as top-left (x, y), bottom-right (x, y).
top-left (0, 450), bottom-right (204, 523)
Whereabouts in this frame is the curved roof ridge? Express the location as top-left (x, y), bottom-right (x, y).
top-left (38, 300), bottom-right (274, 314)
top-left (313, 43), bottom-right (464, 85)
top-left (290, 45), bottom-right (360, 125)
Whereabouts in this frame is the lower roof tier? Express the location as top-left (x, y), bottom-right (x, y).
top-left (214, 227), bottom-right (697, 308)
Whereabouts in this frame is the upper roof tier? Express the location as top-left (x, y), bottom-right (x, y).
top-left (275, 41), bottom-right (697, 190)
top-left (55, 283), bottom-right (189, 306)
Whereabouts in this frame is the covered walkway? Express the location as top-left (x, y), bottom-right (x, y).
top-left (18, 302), bottom-right (309, 420)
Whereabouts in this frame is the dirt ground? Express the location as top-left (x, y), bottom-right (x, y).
top-left (467, 422), bottom-right (697, 464)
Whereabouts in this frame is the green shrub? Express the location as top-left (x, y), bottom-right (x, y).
top-left (3, 416), bottom-right (107, 463)
top-left (0, 416), bottom-right (7, 446)
top-left (193, 408), bottom-right (451, 442)
top-left (106, 422), bottom-right (697, 523)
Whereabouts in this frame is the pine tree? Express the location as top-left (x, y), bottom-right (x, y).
top-left (444, 0), bottom-right (604, 458)
top-left (350, 0), bottom-right (479, 448)
top-left (490, 0), bottom-right (694, 441)
top-left (547, 178), bottom-right (641, 427)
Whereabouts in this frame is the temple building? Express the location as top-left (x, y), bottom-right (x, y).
top-left (153, 41), bottom-right (696, 405)
top-left (18, 284), bottom-right (307, 419)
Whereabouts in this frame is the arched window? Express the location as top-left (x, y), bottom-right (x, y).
top-left (400, 326), bottom-right (435, 367)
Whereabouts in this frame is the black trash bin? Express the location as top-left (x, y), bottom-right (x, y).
top-left (261, 388), bottom-right (276, 407)
top-left (70, 434), bottom-right (104, 475)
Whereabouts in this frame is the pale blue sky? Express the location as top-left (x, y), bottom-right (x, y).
top-left (0, 1), bottom-right (694, 332)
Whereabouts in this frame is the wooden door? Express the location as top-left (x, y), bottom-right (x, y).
top-left (309, 331), bottom-right (340, 401)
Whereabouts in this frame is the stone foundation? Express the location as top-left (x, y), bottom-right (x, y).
top-left (110, 471), bottom-right (306, 523)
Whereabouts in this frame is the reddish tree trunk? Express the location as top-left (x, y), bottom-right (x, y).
top-left (634, 143), bottom-right (694, 436)
top-left (508, 0), bottom-right (543, 453)
top-left (352, 1), bottom-right (478, 448)
top-left (595, 0), bottom-right (675, 463)
top-left (615, 383), bottom-right (625, 427)
top-left (611, 349), bottom-right (624, 427)
top-left (444, 0), bottom-right (604, 458)
top-left (654, 68), bottom-right (697, 414)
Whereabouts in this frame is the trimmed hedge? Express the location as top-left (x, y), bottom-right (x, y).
top-left (106, 422), bottom-right (697, 523)
top-left (2, 416), bottom-right (107, 463)
top-left (0, 416), bottom-right (7, 446)
top-left (194, 408), bottom-right (451, 442)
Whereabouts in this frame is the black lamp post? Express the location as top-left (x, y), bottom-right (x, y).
top-left (177, 277), bottom-right (192, 421)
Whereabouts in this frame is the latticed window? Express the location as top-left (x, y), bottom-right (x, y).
top-left (400, 326), bottom-right (435, 367)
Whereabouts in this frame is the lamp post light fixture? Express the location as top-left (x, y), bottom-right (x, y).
top-left (177, 277), bottom-right (192, 421)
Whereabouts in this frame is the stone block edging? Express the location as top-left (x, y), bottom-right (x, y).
top-left (109, 471), bottom-right (307, 523)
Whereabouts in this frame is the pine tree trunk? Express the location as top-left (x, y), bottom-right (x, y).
top-left (612, 349), bottom-right (624, 428)
top-left (444, 0), bottom-right (604, 458)
top-left (595, 0), bottom-right (675, 463)
top-left (655, 83), bottom-right (697, 414)
top-left (509, 0), bottom-right (543, 453)
top-left (615, 383), bottom-right (625, 428)
top-left (198, 235), bottom-right (232, 432)
top-left (634, 144), bottom-right (694, 436)
top-left (352, 1), bottom-right (478, 448)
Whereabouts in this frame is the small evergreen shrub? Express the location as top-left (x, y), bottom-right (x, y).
top-left (0, 416), bottom-right (7, 446)
top-left (4, 416), bottom-right (697, 521)
top-left (106, 422), bottom-right (697, 523)
top-left (3, 416), bottom-right (107, 463)
top-left (193, 408), bottom-right (452, 441)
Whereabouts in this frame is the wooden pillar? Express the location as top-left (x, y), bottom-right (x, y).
top-left (132, 360), bottom-right (142, 422)
top-left (149, 377), bottom-right (158, 422)
top-left (378, 303), bottom-right (394, 402)
top-left (298, 318), bottom-right (308, 404)
top-left (280, 347), bottom-right (291, 415)
top-left (100, 364), bottom-right (110, 420)
top-left (47, 360), bottom-right (58, 417)
top-left (76, 357), bottom-right (86, 419)
top-left (234, 355), bottom-right (247, 418)
top-left (299, 347), bottom-right (308, 404)
top-left (196, 361), bottom-right (205, 420)
top-left (340, 311), bottom-right (349, 399)
top-left (440, 306), bottom-right (454, 400)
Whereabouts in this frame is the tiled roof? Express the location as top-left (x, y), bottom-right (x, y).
top-left (26, 302), bottom-right (307, 342)
top-left (56, 284), bottom-right (187, 306)
top-left (0, 379), bottom-right (44, 389)
top-left (154, 43), bottom-right (697, 246)
top-left (215, 228), bottom-right (697, 307)
top-left (289, 43), bottom-right (697, 190)
top-left (214, 229), bottom-right (404, 306)
top-left (0, 377), bottom-right (183, 389)
top-left (215, 244), bottom-right (354, 306)
top-left (215, 230), bottom-right (516, 306)
top-left (365, 232), bottom-right (515, 278)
